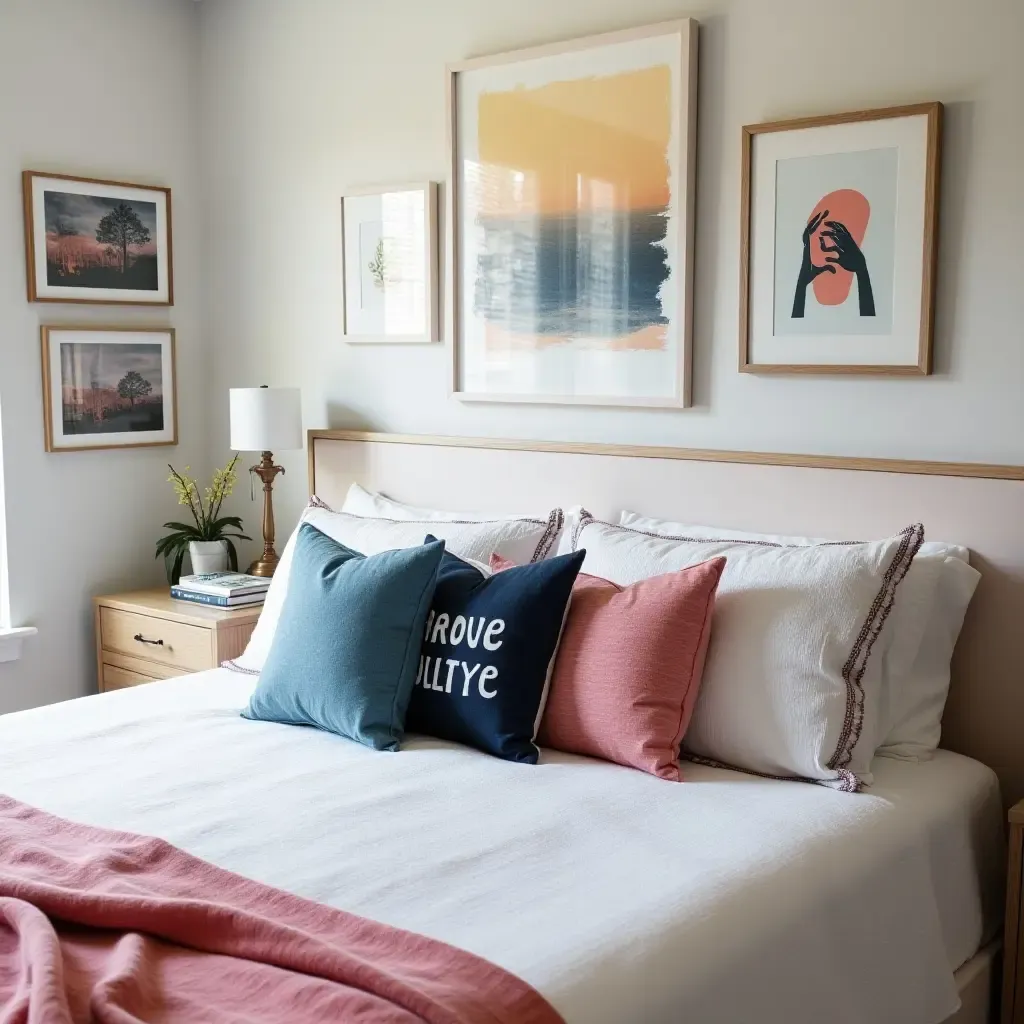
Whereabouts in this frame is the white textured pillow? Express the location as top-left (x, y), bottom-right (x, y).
top-left (554, 505), bottom-right (587, 556)
top-left (228, 500), bottom-right (560, 675)
top-left (619, 511), bottom-right (978, 761)
top-left (575, 513), bottom-right (924, 790)
top-left (878, 556), bottom-right (979, 760)
top-left (341, 482), bottom-right (541, 524)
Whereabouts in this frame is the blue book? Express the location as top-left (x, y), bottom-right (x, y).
top-left (170, 587), bottom-right (265, 608)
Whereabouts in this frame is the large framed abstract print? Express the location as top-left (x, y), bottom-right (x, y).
top-left (448, 20), bottom-right (698, 407)
top-left (23, 171), bottom-right (173, 305)
top-left (740, 103), bottom-right (941, 375)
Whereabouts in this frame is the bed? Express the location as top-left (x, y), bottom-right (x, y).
top-left (5, 429), bottom-right (1024, 1023)
top-left (0, 668), bottom-right (1005, 1024)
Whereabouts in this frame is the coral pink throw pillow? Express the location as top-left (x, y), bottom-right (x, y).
top-left (491, 554), bottom-right (726, 781)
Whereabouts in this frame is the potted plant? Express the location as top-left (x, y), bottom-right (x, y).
top-left (157, 455), bottom-right (250, 584)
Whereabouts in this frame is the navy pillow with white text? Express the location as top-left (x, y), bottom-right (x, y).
top-left (405, 539), bottom-right (584, 763)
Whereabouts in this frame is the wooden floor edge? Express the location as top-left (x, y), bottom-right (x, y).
top-left (306, 429), bottom-right (1024, 483)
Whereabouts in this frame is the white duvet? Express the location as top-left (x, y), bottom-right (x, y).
top-left (0, 669), bottom-right (1004, 1024)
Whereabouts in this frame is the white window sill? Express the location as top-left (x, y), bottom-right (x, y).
top-left (0, 627), bottom-right (37, 663)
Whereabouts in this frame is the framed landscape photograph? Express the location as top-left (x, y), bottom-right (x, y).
top-left (342, 182), bottom-right (438, 343)
top-left (23, 171), bottom-right (173, 305)
top-left (40, 326), bottom-right (177, 452)
top-left (740, 103), bottom-right (941, 374)
top-left (448, 19), bottom-right (698, 407)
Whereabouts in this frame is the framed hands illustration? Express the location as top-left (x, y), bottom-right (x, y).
top-left (740, 103), bottom-right (941, 375)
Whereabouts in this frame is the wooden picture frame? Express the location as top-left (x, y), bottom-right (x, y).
top-left (23, 171), bottom-right (174, 306)
top-left (447, 19), bottom-right (699, 407)
top-left (40, 325), bottom-right (178, 452)
top-left (341, 181), bottom-right (439, 344)
top-left (739, 102), bottom-right (942, 375)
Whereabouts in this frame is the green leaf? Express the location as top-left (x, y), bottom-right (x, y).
top-left (155, 534), bottom-right (189, 558)
top-left (170, 548), bottom-right (186, 586)
top-left (164, 546), bottom-right (188, 585)
top-left (162, 521), bottom-right (204, 537)
top-left (224, 539), bottom-right (239, 573)
top-left (207, 515), bottom-right (246, 533)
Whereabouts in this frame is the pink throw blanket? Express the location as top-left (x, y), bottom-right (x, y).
top-left (0, 796), bottom-right (564, 1024)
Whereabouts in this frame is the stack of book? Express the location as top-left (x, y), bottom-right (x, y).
top-left (170, 572), bottom-right (271, 608)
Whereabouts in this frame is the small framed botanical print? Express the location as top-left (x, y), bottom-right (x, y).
top-left (740, 103), bottom-right (941, 375)
top-left (40, 326), bottom-right (178, 452)
top-left (23, 171), bottom-right (173, 305)
top-left (341, 182), bottom-right (438, 343)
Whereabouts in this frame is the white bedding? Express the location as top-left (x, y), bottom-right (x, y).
top-left (0, 669), bottom-right (1004, 1024)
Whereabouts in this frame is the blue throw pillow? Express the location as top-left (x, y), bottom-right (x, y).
top-left (406, 539), bottom-right (585, 763)
top-left (242, 523), bottom-right (444, 750)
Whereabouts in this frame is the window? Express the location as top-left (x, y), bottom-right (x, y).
top-left (0, 400), bottom-right (9, 628)
top-left (0, 404), bottom-right (35, 662)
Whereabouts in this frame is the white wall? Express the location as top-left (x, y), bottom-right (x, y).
top-left (2, 0), bottom-right (1020, 711)
top-left (0, 0), bottom-right (206, 711)
top-left (199, 0), bottom-right (1024, 543)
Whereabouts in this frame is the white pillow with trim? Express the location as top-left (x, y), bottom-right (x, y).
top-left (619, 511), bottom-right (979, 761)
top-left (574, 512), bottom-right (925, 790)
top-left (227, 500), bottom-right (558, 676)
top-left (342, 482), bottom-right (539, 524)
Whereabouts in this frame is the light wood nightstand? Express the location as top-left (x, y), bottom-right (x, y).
top-left (1004, 800), bottom-right (1024, 1023)
top-left (93, 589), bottom-right (261, 692)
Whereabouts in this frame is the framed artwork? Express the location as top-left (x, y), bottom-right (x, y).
top-left (40, 326), bottom-right (178, 452)
top-left (740, 102), bottom-right (942, 375)
top-left (23, 171), bottom-right (173, 305)
top-left (341, 182), bottom-right (438, 343)
top-left (448, 19), bottom-right (698, 407)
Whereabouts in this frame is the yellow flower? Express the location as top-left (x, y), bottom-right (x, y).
top-left (168, 455), bottom-right (242, 529)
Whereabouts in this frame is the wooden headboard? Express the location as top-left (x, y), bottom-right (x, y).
top-left (309, 429), bottom-right (1024, 805)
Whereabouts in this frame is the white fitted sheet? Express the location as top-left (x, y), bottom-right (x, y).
top-left (0, 670), bottom-right (1004, 1024)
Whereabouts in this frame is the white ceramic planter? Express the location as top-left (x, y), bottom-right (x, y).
top-left (189, 540), bottom-right (229, 575)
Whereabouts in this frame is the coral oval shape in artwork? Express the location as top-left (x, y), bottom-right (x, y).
top-left (808, 189), bottom-right (870, 306)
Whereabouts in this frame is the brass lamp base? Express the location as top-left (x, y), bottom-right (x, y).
top-left (248, 553), bottom-right (280, 578)
top-left (249, 449), bottom-right (285, 578)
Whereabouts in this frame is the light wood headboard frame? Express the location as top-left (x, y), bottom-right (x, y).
top-left (309, 429), bottom-right (1024, 804)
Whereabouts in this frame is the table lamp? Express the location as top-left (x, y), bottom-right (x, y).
top-left (229, 386), bottom-right (302, 577)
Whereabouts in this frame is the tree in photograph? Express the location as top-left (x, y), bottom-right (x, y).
top-left (95, 202), bottom-right (151, 274)
top-left (117, 369), bottom-right (153, 409)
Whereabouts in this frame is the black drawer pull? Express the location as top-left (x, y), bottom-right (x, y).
top-left (133, 633), bottom-right (164, 647)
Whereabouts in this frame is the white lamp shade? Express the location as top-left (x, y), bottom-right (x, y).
top-left (229, 387), bottom-right (302, 452)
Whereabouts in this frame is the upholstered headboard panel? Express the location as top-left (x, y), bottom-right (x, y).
top-left (309, 429), bottom-right (1024, 806)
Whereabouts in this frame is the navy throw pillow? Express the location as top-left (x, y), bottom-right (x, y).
top-left (406, 539), bottom-right (585, 763)
top-left (242, 524), bottom-right (445, 751)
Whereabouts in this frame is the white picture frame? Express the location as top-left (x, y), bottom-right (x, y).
top-left (341, 182), bottom-right (438, 344)
top-left (447, 19), bottom-right (698, 408)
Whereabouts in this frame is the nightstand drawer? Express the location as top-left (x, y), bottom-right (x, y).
top-left (99, 607), bottom-right (213, 672)
top-left (101, 663), bottom-right (160, 691)
top-left (95, 589), bottom-right (260, 694)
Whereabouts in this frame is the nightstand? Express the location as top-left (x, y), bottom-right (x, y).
top-left (1003, 800), bottom-right (1024, 1023)
top-left (93, 589), bottom-right (261, 692)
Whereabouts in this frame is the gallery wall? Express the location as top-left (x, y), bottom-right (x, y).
top-left (1, 0), bottom-right (1021, 712)
top-left (0, 0), bottom-right (206, 711)
top-left (198, 0), bottom-right (1024, 543)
